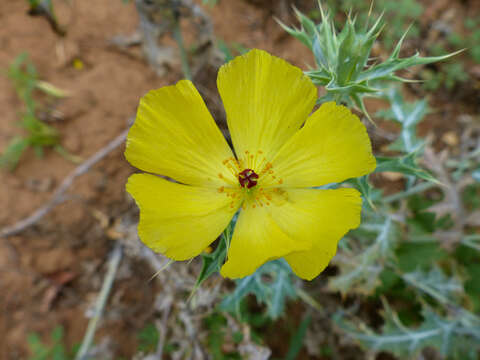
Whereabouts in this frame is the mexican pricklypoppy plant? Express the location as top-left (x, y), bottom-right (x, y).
top-left (125, 49), bottom-right (376, 280)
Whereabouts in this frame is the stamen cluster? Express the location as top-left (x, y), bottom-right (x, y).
top-left (216, 150), bottom-right (287, 210)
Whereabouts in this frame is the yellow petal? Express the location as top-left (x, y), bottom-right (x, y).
top-left (217, 49), bottom-right (317, 165)
top-left (284, 188), bottom-right (362, 280)
top-left (125, 80), bottom-right (236, 187)
top-left (126, 173), bottom-right (240, 260)
top-left (219, 198), bottom-right (308, 278)
top-left (270, 102), bottom-right (376, 188)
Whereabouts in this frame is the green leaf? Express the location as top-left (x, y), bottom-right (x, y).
top-left (137, 323), bottom-right (159, 353)
top-left (204, 313), bottom-right (241, 360)
top-left (472, 167), bottom-right (480, 182)
top-left (331, 216), bottom-right (398, 295)
top-left (27, 326), bottom-right (70, 360)
top-left (357, 49), bottom-right (463, 83)
top-left (401, 266), bottom-right (464, 304)
top-left (465, 263), bottom-right (480, 312)
top-left (0, 136), bottom-right (30, 171)
top-left (396, 242), bottom-right (447, 272)
top-left (285, 313), bottom-right (312, 360)
top-left (27, 333), bottom-right (49, 360)
top-left (377, 87), bottom-right (428, 153)
top-left (336, 302), bottom-right (480, 359)
top-left (346, 175), bottom-right (379, 210)
top-left (375, 153), bottom-right (438, 183)
top-left (194, 223), bottom-right (232, 290)
top-left (286, 4), bottom-right (461, 118)
top-left (220, 259), bottom-right (296, 320)
top-left (217, 40), bottom-right (235, 63)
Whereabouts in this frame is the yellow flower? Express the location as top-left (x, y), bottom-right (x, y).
top-left (125, 49), bottom-right (376, 280)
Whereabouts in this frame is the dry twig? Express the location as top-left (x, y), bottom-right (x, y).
top-left (75, 242), bottom-right (123, 360)
top-left (0, 129), bottom-right (129, 238)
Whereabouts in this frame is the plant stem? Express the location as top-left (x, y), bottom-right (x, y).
top-left (297, 288), bottom-right (323, 312)
top-left (172, 16), bottom-right (192, 81)
top-left (383, 181), bottom-right (436, 203)
top-left (75, 243), bottom-right (123, 360)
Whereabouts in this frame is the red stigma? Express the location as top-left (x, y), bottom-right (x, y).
top-left (238, 169), bottom-right (259, 189)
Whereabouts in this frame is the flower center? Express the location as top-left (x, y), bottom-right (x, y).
top-left (217, 152), bottom-right (287, 210)
top-left (238, 168), bottom-right (259, 189)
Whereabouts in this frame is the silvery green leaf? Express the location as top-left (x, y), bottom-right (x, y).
top-left (472, 167), bottom-right (480, 182)
top-left (305, 69), bottom-right (331, 85)
top-left (357, 50), bottom-right (463, 83)
top-left (326, 82), bottom-right (381, 94)
top-left (283, 3), bottom-right (461, 119)
top-left (195, 233), bottom-right (228, 289)
top-left (312, 33), bottom-right (331, 70)
top-left (376, 87), bottom-right (428, 152)
top-left (384, 87), bottom-right (428, 127)
top-left (330, 216), bottom-right (398, 295)
top-left (336, 18), bottom-right (380, 85)
top-left (401, 266), bottom-right (464, 304)
top-left (346, 175), bottom-right (383, 210)
top-left (292, 7), bottom-right (317, 40)
top-left (220, 259), bottom-right (296, 320)
top-left (277, 21), bottom-right (312, 49)
top-left (336, 303), bottom-right (480, 359)
top-left (375, 153), bottom-right (438, 183)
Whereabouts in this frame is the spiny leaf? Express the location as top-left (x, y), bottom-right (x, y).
top-left (283, 4), bottom-right (460, 119)
top-left (194, 222), bottom-right (233, 290)
top-left (336, 303), bottom-right (480, 359)
top-left (346, 175), bottom-right (381, 210)
top-left (330, 216), bottom-right (398, 295)
top-left (375, 153), bottom-right (439, 183)
top-left (220, 259), bottom-right (296, 320)
top-left (285, 313), bottom-right (312, 360)
top-left (0, 136), bottom-right (30, 170)
top-left (401, 266), bottom-right (464, 304)
top-left (377, 87), bottom-right (428, 154)
top-left (357, 49), bottom-right (464, 83)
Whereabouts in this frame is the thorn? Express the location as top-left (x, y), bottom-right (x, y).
top-left (148, 259), bottom-right (174, 282)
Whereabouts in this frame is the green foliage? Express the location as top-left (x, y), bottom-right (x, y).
top-left (325, 0), bottom-right (423, 50)
top-left (202, 0), bottom-right (218, 6)
top-left (1, 53), bottom-right (75, 170)
top-left (456, 243), bottom-right (480, 312)
top-left (336, 303), bottom-right (480, 359)
top-left (331, 212), bottom-right (398, 294)
top-left (324, 0), bottom-right (475, 91)
top-left (422, 62), bottom-right (469, 91)
top-left (396, 243), bottom-right (447, 272)
top-left (449, 17), bottom-right (480, 63)
top-left (401, 267), bottom-right (463, 303)
top-left (291, 10), bottom-right (480, 354)
top-left (220, 259), bottom-right (296, 320)
top-left (27, 0), bottom-right (55, 16)
top-left (204, 313), bottom-right (242, 360)
top-left (463, 183), bottom-right (480, 211)
top-left (207, 4), bottom-right (480, 359)
top-left (279, 4), bottom-right (459, 120)
top-left (137, 323), bottom-right (159, 353)
top-left (217, 40), bottom-right (249, 63)
top-left (197, 225), bottom-right (297, 322)
top-left (376, 153), bottom-right (438, 183)
top-left (28, 326), bottom-right (76, 360)
top-left (194, 222), bottom-right (232, 293)
top-left (285, 314), bottom-right (312, 360)
top-left (421, 16), bottom-right (479, 90)
top-left (378, 87), bottom-right (427, 152)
